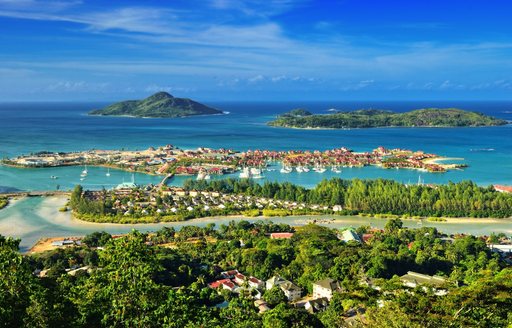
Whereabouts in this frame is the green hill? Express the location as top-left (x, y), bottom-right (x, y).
top-left (268, 108), bottom-right (508, 129)
top-left (89, 92), bottom-right (222, 118)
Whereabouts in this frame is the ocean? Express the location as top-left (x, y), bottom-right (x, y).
top-left (0, 100), bottom-right (511, 191)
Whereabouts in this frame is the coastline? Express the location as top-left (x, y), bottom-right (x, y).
top-left (87, 112), bottom-right (228, 119)
top-left (267, 123), bottom-right (510, 130)
top-left (3, 194), bottom-right (511, 252)
top-left (50, 194), bottom-right (512, 227)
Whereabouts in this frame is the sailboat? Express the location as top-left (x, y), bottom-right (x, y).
top-left (280, 165), bottom-right (292, 174)
top-left (106, 168), bottom-right (111, 177)
top-left (239, 167), bottom-right (251, 179)
top-left (80, 165), bottom-right (88, 177)
top-left (250, 167), bottom-right (264, 179)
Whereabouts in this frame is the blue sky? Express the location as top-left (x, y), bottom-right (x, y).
top-left (1, 0), bottom-right (512, 101)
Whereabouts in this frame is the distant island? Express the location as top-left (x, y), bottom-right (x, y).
top-left (89, 92), bottom-right (223, 118)
top-left (268, 108), bottom-right (508, 129)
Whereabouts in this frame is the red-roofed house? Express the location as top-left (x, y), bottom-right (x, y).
top-left (494, 185), bottom-right (512, 193)
top-left (270, 232), bottom-right (294, 239)
top-left (248, 276), bottom-right (264, 289)
top-left (362, 234), bottom-right (374, 243)
top-left (234, 273), bottom-right (247, 286)
top-left (208, 279), bottom-right (236, 291)
top-left (221, 269), bottom-right (240, 279)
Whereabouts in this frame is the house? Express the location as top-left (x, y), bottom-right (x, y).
top-left (304, 297), bottom-right (329, 313)
top-left (312, 278), bottom-right (341, 300)
top-left (279, 281), bottom-right (302, 301)
top-left (362, 233), bottom-right (374, 243)
top-left (265, 276), bottom-right (302, 301)
top-left (400, 271), bottom-right (448, 288)
top-left (254, 300), bottom-right (270, 313)
top-left (266, 276), bottom-right (287, 290)
top-left (221, 269), bottom-right (240, 279)
top-left (175, 188), bottom-right (187, 196)
top-left (248, 276), bottom-right (264, 289)
top-left (332, 205), bottom-right (343, 212)
top-left (494, 185), bottom-right (512, 193)
top-left (234, 273), bottom-right (246, 286)
top-left (339, 229), bottom-right (362, 243)
top-left (400, 271), bottom-right (449, 295)
top-left (270, 232), bottom-right (294, 239)
top-left (208, 279), bottom-right (236, 291)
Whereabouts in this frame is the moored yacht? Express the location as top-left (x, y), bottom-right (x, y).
top-left (250, 167), bottom-right (264, 179)
top-left (280, 165), bottom-right (292, 174)
top-left (239, 167), bottom-right (251, 179)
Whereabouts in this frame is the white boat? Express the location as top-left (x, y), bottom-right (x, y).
top-left (80, 165), bottom-right (88, 177)
top-left (250, 167), bottom-right (262, 175)
top-left (239, 167), bottom-right (251, 179)
top-left (106, 168), bottom-right (111, 177)
top-left (302, 166), bottom-right (310, 172)
top-left (280, 166), bottom-right (292, 174)
top-left (197, 171), bottom-right (211, 181)
top-left (313, 165), bottom-right (326, 173)
top-left (50, 175), bottom-right (58, 179)
top-left (331, 166), bottom-right (342, 173)
top-left (250, 167), bottom-right (264, 179)
top-left (296, 166), bottom-right (305, 173)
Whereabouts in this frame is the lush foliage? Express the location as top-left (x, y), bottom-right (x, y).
top-left (0, 197), bottom-right (8, 209)
top-left (1, 221), bottom-right (511, 327)
top-left (184, 178), bottom-right (512, 218)
top-left (89, 91), bottom-right (222, 118)
top-left (268, 108), bottom-right (507, 129)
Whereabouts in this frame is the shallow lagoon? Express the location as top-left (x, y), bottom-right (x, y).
top-left (2, 196), bottom-right (511, 252)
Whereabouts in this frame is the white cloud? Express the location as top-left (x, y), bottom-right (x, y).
top-left (44, 80), bottom-right (110, 92)
top-left (208, 0), bottom-right (307, 17)
top-left (144, 84), bottom-right (194, 93)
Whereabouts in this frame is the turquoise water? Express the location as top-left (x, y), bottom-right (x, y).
top-left (0, 101), bottom-right (511, 191)
top-left (2, 196), bottom-right (512, 252)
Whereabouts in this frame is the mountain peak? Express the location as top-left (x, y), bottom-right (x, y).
top-left (147, 92), bottom-right (174, 101)
top-left (89, 92), bottom-right (223, 118)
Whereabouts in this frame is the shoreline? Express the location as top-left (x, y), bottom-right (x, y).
top-left (3, 195), bottom-right (511, 253)
top-left (268, 124), bottom-right (510, 131)
top-left (88, 112), bottom-right (228, 119)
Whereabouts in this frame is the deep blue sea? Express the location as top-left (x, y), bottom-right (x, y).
top-left (0, 100), bottom-right (511, 191)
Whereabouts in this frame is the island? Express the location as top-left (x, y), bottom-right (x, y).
top-left (268, 108), bottom-right (508, 129)
top-left (68, 177), bottom-right (512, 224)
top-left (89, 91), bottom-right (223, 118)
top-left (2, 145), bottom-right (467, 175)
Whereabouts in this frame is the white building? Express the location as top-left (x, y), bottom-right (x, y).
top-left (312, 278), bottom-right (341, 300)
top-left (266, 276), bottom-right (302, 301)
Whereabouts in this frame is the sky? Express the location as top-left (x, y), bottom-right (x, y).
top-left (1, 0), bottom-right (512, 101)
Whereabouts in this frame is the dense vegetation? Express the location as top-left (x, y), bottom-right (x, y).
top-left (69, 185), bottom-right (331, 224)
top-left (268, 108), bottom-right (508, 129)
top-left (184, 178), bottom-right (512, 218)
top-left (89, 92), bottom-right (222, 118)
top-left (1, 221), bottom-right (511, 327)
top-left (0, 197), bottom-right (8, 209)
